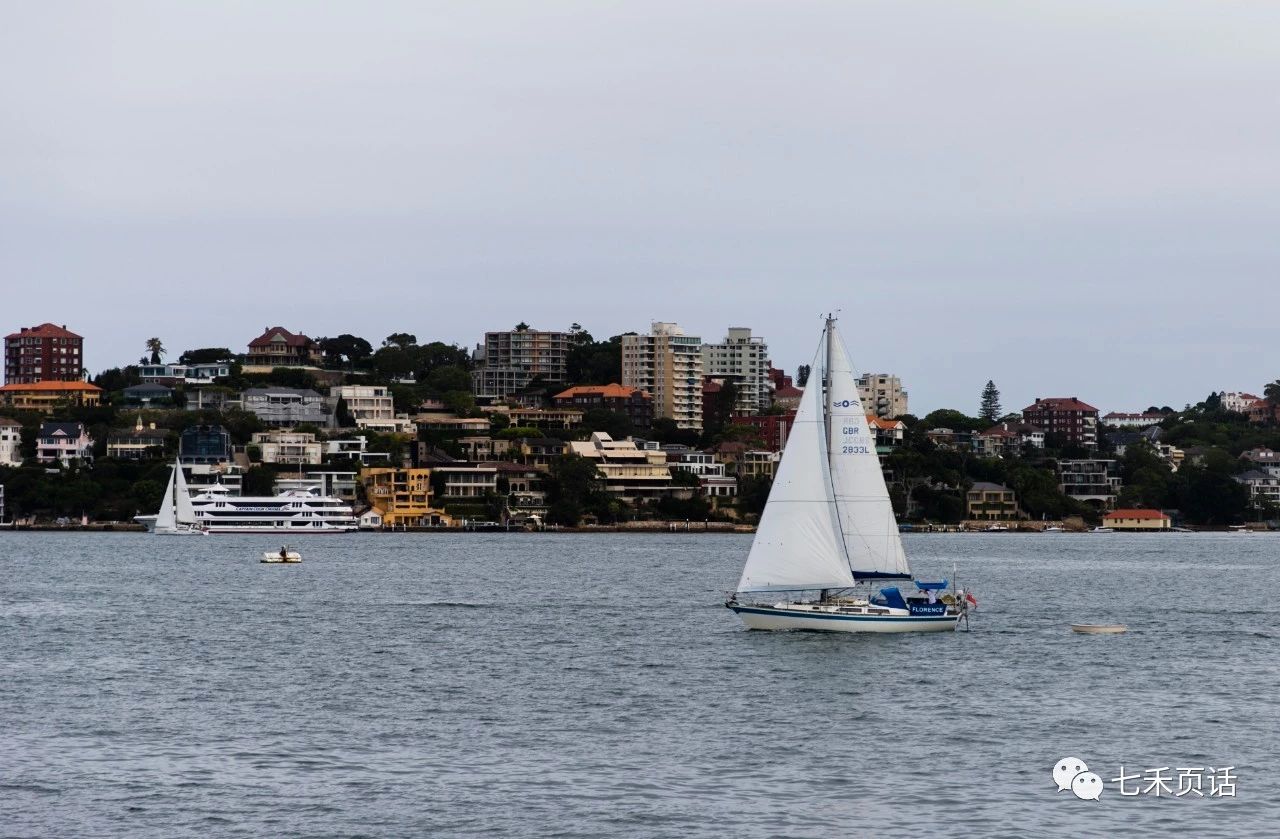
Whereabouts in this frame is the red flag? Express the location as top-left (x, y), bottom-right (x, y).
top-left (965, 592), bottom-right (978, 609)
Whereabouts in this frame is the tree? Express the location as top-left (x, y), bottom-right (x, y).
top-left (178, 347), bottom-right (235, 365)
top-left (545, 454), bottom-right (606, 526)
top-left (317, 334), bottom-right (373, 369)
top-left (796, 365), bottom-right (811, 387)
top-left (515, 322), bottom-right (530, 331)
top-left (979, 380), bottom-right (1002, 424)
top-left (566, 335), bottom-right (623, 386)
top-left (335, 397), bottom-right (354, 428)
top-left (145, 338), bottom-right (165, 365)
top-left (702, 381), bottom-right (740, 440)
top-left (383, 333), bottom-right (418, 349)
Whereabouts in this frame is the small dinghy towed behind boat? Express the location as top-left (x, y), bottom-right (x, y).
top-left (261, 546), bottom-right (301, 563)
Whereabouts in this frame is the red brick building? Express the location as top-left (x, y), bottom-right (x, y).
top-left (1022, 397), bottom-right (1099, 448)
top-left (551, 383), bottom-right (653, 429)
top-left (4, 323), bottom-right (84, 385)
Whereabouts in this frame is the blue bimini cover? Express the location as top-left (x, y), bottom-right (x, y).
top-left (872, 587), bottom-right (908, 609)
top-left (915, 580), bottom-right (949, 591)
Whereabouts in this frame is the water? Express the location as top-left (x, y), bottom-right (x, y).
top-left (2, 532), bottom-right (1277, 837)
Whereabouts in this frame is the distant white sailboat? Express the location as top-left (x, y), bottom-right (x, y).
top-left (152, 461), bottom-right (206, 535)
top-left (726, 316), bottom-right (970, 633)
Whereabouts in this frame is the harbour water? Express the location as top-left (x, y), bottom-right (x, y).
top-left (3, 532), bottom-right (1277, 837)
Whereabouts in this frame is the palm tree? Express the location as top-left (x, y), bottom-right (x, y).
top-left (145, 338), bottom-right (165, 365)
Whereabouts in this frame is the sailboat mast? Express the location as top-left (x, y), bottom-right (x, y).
top-left (822, 314), bottom-right (857, 587)
top-left (823, 314), bottom-right (834, 465)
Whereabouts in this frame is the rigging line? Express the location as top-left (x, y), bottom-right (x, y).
top-left (822, 317), bottom-right (858, 582)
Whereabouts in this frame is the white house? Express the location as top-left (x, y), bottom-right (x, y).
top-left (0, 416), bottom-right (22, 466)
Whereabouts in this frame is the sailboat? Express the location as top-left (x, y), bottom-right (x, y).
top-left (726, 316), bottom-right (969, 633)
top-left (152, 461), bottom-right (206, 535)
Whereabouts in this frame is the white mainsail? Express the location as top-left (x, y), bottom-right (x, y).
top-left (736, 343), bottom-right (853, 593)
top-left (173, 462), bottom-right (197, 527)
top-left (154, 465), bottom-right (178, 532)
top-left (825, 326), bottom-right (912, 579)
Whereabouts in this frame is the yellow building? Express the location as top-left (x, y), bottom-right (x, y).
top-left (1102, 509), bottom-right (1171, 531)
top-left (359, 467), bottom-right (453, 528)
top-left (0, 380), bottom-right (103, 414)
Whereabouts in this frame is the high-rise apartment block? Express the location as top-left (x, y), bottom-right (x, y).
top-left (472, 327), bottom-right (570, 400)
top-left (1024, 397), bottom-right (1100, 448)
top-left (856, 373), bottom-right (908, 418)
top-left (4, 323), bottom-right (84, 384)
top-left (622, 323), bottom-right (703, 430)
top-left (701, 327), bottom-right (770, 415)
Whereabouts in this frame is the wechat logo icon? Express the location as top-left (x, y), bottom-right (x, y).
top-left (1054, 756), bottom-right (1103, 801)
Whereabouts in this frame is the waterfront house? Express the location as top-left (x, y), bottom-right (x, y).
top-left (240, 387), bottom-right (332, 428)
top-left (359, 466), bottom-right (452, 528)
top-left (1058, 459), bottom-right (1122, 509)
top-left (965, 482), bottom-right (1024, 521)
top-left (1240, 448), bottom-right (1280, 478)
top-left (122, 383), bottom-right (175, 407)
top-left (1102, 509), bottom-right (1171, 531)
top-left (1233, 470), bottom-right (1280, 509)
top-left (0, 416), bottom-right (24, 466)
top-left (105, 417), bottom-right (168, 460)
top-left (245, 326), bottom-right (321, 369)
top-left (0, 381), bottom-right (102, 414)
top-left (251, 430), bottom-right (323, 465)
top-left (516, 437), bottom-right (567, 471)
top-left (568, 431), bottom-right (673, 503)
top-left (138, 361), bottom-right (232, 386)
top-left (36, 421), bottom-right (93, 467)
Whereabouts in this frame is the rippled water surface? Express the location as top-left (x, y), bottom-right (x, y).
top-left (3, 532), bottom-right (1278, 837)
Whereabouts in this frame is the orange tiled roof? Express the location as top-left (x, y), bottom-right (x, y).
top-left (866, 415), bottom-right (903, 430)
top-left (0, 381), bottom-right (101, 392)
top-left (1103, 509), bottom-right (1168, 520)
top-left (5, 322), bottom-right (82, 340)
top-left (553, 383), bottom-right (644, 400)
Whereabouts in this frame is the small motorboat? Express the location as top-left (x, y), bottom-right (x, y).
top-left (1089, 527), bottom-right (1115, 533)
top-left (1043, 526), bottom-right (1065, 533)
top-left (261, 547), bottom-right (301, 564)
top-left (1071, 623), bottom-right (1127, 634)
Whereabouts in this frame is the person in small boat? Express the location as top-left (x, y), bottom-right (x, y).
top-left (280, 547), bottom-right (287, 560)
top-left (926, 589), bottom-right (937, 605)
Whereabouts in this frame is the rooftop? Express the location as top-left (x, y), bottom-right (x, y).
top-left (5, 323), bottom-right (82, 340)
top-left (1103, 509), bottom-right (1169, 520)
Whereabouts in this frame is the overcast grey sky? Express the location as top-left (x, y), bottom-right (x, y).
top-left (3, 1), bottom-right (1277, 415)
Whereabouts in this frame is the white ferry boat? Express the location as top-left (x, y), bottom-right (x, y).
top-left (188, 484), bottom-right (358, 534)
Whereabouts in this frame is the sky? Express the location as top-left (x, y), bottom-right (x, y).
top-left (3, 1), bottom-right (1278, 416)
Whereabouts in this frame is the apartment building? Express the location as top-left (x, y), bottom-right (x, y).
top-left (622, 323), bottom-right (703, 431)
top-left (4, 323), bottom-right (83, 384)
top-left (1023, 397), bottom-right (1100, 448)
top-left (0, 416), bottom-right (22, 466)
top-left (472, 327), bottom-right (570, 400)
top-left (701, 328), bottom-right (770, 415)
top-left (856, 373), bottom-right (909, 419)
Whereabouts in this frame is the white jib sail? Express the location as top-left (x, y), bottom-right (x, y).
top-left (825, 325), bottom-right (911, 579)
top-left (173, 462), bottom-right (197, 526)
top-left (737, 342), bottom-right (853, 593)
top-left (155, 465), bottom-right (178, 532)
